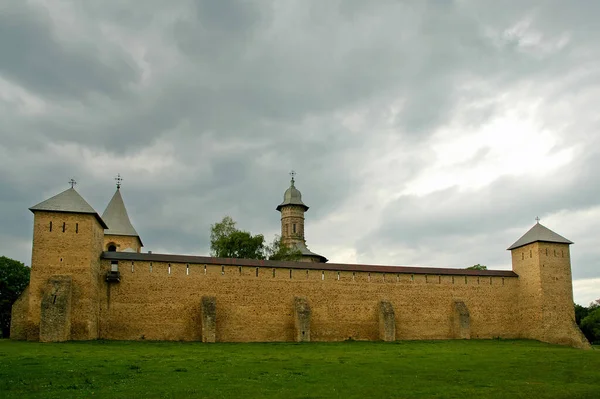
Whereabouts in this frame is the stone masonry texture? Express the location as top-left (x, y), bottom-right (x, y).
top-left (294, 297), bottom-right (311, 342)
top-left (378, 301), bottom-right (395, 341)
top-left (10, 208), bottom-right (591, 349)
top-left (39, 276), bottom-right (72, 342)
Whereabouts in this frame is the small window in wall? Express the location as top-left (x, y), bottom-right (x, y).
top-left (75, 223), bottom-right (79, 234)
top-left (62, 222), bottom-right (66, 232)
top-left (108, 244), bottom-right (117, 252)
top-left (49, 221), bottom-right (52, 232)
top-left (293, 224), bottom-right (297, 234)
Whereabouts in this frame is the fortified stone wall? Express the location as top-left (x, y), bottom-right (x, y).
top-left (512, 242), bottom-right (589, 348)
top-left (98, 258), bottom-right (521, 342)
top-left (26, 212), bottom-right (104, 341)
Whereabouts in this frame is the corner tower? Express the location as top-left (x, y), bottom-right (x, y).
top-left (101, 175), bottom-right (142, 253)
top-left (509, 220), bottom-right (590, 349)
top-left (24, 182), bottom-right (107, 341)
top-left (276, 172), bottom-right (327, 263)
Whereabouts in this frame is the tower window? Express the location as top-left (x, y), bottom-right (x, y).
top-left (293, 224), bottom-right (297, 233)
top-left (62, 222), bottom-right (66, 232)
top-left (49, 221), bottom-right (52, 232)
top-left (75, 223), bottom-right (78, 233)
top-left (108, 244), bottom-right (117, 252)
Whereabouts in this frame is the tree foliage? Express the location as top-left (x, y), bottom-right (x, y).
top-left (466, 264), bottom-right (487, 270)
top-left (265, 235), bottom-right (302, 261)
top-left (0, 256), bottom-right (30, 338)
top-left (210, 216), bottom-right (266, 259)
top-left (210, 217), bottom-right (301, 261)
top-left (575, 299), bottom-right (600, 344)
top-left (580, 307), bottom-right (600, 344)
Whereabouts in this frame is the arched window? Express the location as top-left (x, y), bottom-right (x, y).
top-left (108, 244), bottom-right (117, 252)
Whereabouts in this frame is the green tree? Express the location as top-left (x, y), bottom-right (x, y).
top-left (575, 303), bottom-right (590, 325)
top-left (0, 256), bottom-right (30, 338)
top-left (265, 235), bottom-right (302, 261)
top-left (580, 307), bottom-right (600, 344)
top-left (466, 264), bottom-right (487, 270)
top-left (210, 216), bottom-right (266, 259)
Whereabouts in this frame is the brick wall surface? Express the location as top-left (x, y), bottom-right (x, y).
top-left (98, 260), bottom-right (521, 342)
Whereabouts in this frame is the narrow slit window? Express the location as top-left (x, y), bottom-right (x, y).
top-left (530, 249), bottom-right (532, 258)
top-left (293, 224), bottom-right (297, 234)
top-left (352, 272), bottom-right (355, 281)
top-left (131, 262), bottom-right (134, 272)
top-left (489, 277), bottom-right (492, 285)
top-left (239, 266), bottom-right (242, 275)
top-left (477, 277), bottom-right (480, 284)
top-left (337, 271), bottom-right (340, 281)
top-left (368, 272), bottom-right (371, 282)
top-left (256, 267), bottom-right (259, 277)
top-left (272, 268), bottom-right (276, 278)
top-left (49, 221), bottom-right (52, 232)
top-left (168, 264), bottom-right (171, 275)
top-left (465, 276), bottom-right (468, 284)
top-left (321, 271), bottom-right (324, 281)
top-left (502, 278), bottom-right (505, 286)
top-left (75, 223), bottom-right (78, 233)
top-left (522, 253), bottom-right (524, 260)
top-left (306, 270), bottom-right (309, 279)
top-left (425, 275), bottom-right (428, 283)
top-left (438, 275), bottom-right (441, 284)
top-left (187, 264), bottom-right (190, 276)
top-left (62, 222), bottom-right (66, 232)
top-left (396, 274), bottom-right (400, 282)
top-left (150, 263), bottom-right (153, 273)
top-left (204, 265), bottom-right (207, 274)
top-left (411, 274), bottom-right (414, 281)
top-left (221, 266), bottom-right (225, 275)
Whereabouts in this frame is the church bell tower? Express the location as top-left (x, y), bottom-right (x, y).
top-left (276, 172), bottom-right (327, 263)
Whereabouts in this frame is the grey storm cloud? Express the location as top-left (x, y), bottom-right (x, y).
top-left (1, 0), bottom-right (599, 303)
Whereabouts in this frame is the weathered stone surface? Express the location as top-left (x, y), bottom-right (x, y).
top-left (294, 297), bottom-right (311, 342)
top-left (201, 296), bottom-right (216, 343)
top-left (10, 286), bottom-right (29, 340)
top-left (378, 301), bottom-right (395, 341)
top-left (453, 300), bottom-right (470, 339)
top-left (40, 276), bottom-right (72, 342)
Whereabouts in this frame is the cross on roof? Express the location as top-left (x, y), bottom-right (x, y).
top-left (68, 178), bottom-right (77, 188)
top-left (289, 170), bottom-right (296, 186)
top-left (115, 174), bottom-right (123, 189)
top-left (535, 216), bottom-right (540, 224)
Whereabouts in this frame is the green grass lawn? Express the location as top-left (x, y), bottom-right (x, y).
top-left (0, 339), bottom-right (598, 399)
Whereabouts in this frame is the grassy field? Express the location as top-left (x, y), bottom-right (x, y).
top-left (0, 339), bottom-right (598, 399)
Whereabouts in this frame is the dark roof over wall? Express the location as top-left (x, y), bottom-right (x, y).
top-left (102, 251), bottom-right (518, 277)
top-left (30, 187), bottom-right (108, 228)
top-left (508, 222), bottom-right (573, 250)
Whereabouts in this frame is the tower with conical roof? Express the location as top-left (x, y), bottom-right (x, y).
top-left (509, 220), bottom-right (589, 349)
top-left (23, 181), bottom-right (107, 341)
top-left (102, 175), bottom-right (142, 253)
top-left (276, 172), bottom-right (327, 263)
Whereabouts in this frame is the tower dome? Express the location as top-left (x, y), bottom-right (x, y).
top-left (276, 177), bottom-right (309, 212)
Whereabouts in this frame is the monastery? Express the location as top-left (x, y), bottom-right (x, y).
top-left (10, 176), bottom-right (590, 348)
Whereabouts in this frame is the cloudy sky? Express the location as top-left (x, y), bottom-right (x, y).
top-left (1, 0), bottom-right (598, 305)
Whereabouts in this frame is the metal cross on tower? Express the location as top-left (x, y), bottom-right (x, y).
top-left (115, 174), bottom-right (123, 189)
top-left (68, 178), bottom-right (77, 188)
top-left (535, 216), bottom-right (540, 224)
